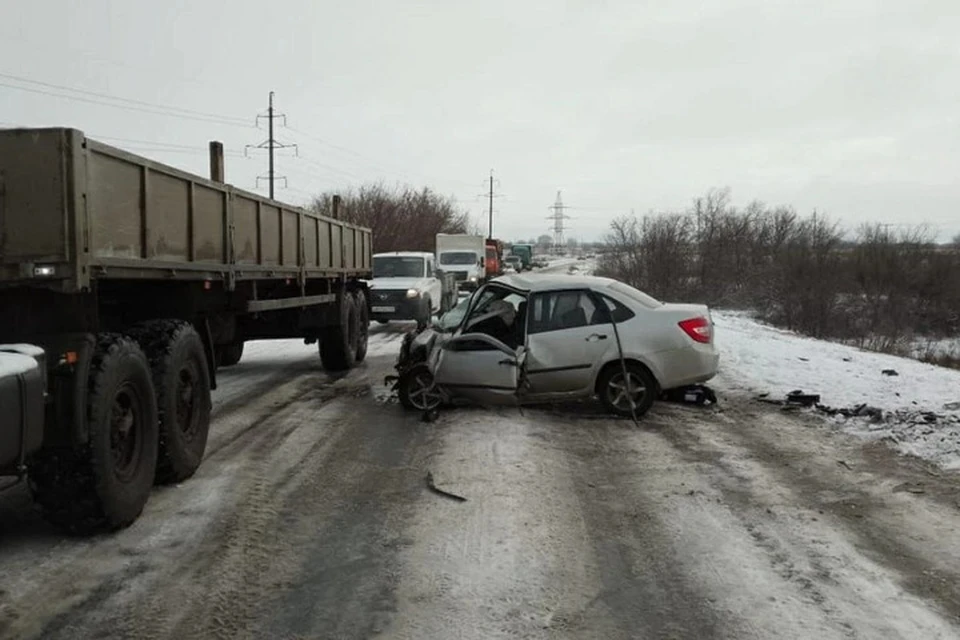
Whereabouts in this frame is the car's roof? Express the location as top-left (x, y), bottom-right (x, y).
top-left (490, 273), bottom-right (618, 293)
top-left (373, 251), bottom-right (432, 258)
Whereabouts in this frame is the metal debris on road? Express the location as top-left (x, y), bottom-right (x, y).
top-left (426, 471), bottom-right (467, 502)
top-left (882, 369), bottom-right (899, 376)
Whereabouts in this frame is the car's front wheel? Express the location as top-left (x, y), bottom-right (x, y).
top-left (597, 363), bottom-right (656, 418)
top-left (398, 363), bottom-right (443, 411)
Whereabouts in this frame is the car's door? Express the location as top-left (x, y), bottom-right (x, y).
top-left (432, 333), bottom-right (522, 405)
top-left (524, 289), bottom-right (613, 395)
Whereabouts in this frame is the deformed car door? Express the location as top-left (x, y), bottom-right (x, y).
top-left (524, 290), bottom-right (613, 395)
top-left (432, 332), bottom-right (522, 405)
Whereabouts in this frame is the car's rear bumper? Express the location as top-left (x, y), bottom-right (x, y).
top-left (657, 346), bottom-right (719, 389)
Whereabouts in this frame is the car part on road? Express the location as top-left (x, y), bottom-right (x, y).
top-left (426, 471), bottom-right (466, 502)
top-left (29, 334), bottom-right (159, 534)
top-left (786, 390), bottom-right (821, 407)
top-left (661, 384), bottom-right (718, 406)
top-left (128, 320), bottom-right (212, 484)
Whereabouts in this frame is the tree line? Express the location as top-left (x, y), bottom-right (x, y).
top-left (310, 183), bottom-right (472, 253)
top-left (597, 188), bottom-right (960, 364)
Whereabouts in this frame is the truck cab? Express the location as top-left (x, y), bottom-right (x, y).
top-left (436, 234), bottom-right (486, 291)
top-left (369, 252), bottom-right (444, 326)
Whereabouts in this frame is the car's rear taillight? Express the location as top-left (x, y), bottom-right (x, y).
top-left (679, 317), bottom-right (712, 344)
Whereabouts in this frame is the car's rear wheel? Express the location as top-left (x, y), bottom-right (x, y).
top-left (598, 363), bottom-right (656, 418)
top-left (398, 364), bottom-right (443, 411)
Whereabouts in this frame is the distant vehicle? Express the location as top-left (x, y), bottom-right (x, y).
top-left (503, 255), bottom-right (522, 271)
top-left (436, 234), bottom-right (486, 291)
top-left (577, 255), bottom-right (586, 261)
top-left (510, 244), bottom-right (534, 270)
top-left (485, 238), bottom-right (504, 278)
top-left (502, 264), bottom-right (517, 274)
top-left (392, 274), bottom-right (719, 417)
top-left (369, 252), bottom-right (458, 327)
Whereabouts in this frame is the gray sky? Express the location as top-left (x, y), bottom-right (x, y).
top-left (3, 0), bottom-right (958, 242)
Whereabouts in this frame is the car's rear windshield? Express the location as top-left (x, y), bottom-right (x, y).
top-left (607, 282), bottom-right (663, 309)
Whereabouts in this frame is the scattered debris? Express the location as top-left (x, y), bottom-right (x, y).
top-left (943, 401), bottom-right (960, 411)
top-left (842, 357), bottom-right (852, 362)
top-left (421, 408), bottom-right (440, 423)
top-left (662, 384), bottom-right (718, 406)
top-left (837, 460), bottom-right (854, 471)
top-left (798, 357), bottom-right (810, 362)
top-left (882, 369), bottom-right (899, 376)
top-left (786, 390), bottom-right (820, 407)
top-left (893, 482), bottom-right (926, 495)
top-left (426, 472), bottom-right (467, 502)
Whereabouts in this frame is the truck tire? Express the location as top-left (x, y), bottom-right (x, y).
top-left (319, 294), bottom-right (359, 371)
top-left (29, 334), bottom-right (159, 535)
top-left (129, 320), bottom-right (212, 484)
top-left (354, 290), bottom-right (369, 363)
top-left (217, 342), bottom-right (244, 367)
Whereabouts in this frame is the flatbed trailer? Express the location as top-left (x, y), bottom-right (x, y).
top-left (0, 127), bottom-right (372, 533)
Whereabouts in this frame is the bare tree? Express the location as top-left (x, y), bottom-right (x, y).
top-left (310, 183), bottom-right (470, 253)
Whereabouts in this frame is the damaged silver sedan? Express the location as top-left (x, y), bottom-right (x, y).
top-left (392, 274), bottom-right (719, 417)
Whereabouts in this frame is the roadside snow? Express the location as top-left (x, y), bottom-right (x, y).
top-left (713, 311), bottom-right (960, 469)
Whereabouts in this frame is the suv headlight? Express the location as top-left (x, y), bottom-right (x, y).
top-left (406, 289), bottom-right (420, 298)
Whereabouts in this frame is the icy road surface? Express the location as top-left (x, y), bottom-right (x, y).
top-left (2, 321), bottom-right (960, 639)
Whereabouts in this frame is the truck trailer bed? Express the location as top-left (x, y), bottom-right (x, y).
top-left (0, 128), bottom-right (371, 293)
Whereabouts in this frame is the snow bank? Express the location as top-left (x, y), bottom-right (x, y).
top-left (713, 311), bottom-right (960, 469)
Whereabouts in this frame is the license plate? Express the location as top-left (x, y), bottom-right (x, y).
top-left (371, 305), bottom-right (395, 313)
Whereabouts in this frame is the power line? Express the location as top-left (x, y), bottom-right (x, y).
top-left (0, 72), bottom-right (251, 125)
top-left (0, 80), bottom-right (254, 128)
top-left (245, 92), bottom-right (297, 199)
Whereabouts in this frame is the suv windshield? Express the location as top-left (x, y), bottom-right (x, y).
top-left (373, 256), bottom-right (425, 278)
top-left (439, 251), bottom-right (478, 266)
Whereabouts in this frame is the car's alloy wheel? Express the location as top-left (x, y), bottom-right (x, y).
top-left (399, 364), bottom-right (443, 411)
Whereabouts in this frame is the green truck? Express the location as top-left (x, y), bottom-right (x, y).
top-left (0, 128), bottom-right (373, 534)
top-left (510, 244), bottom-right (534, 270)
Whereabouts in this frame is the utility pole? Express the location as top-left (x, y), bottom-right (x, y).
top-left (246, 91), bottom-right (297, 199)
top-left (488, 171), bottom-right (494, 240)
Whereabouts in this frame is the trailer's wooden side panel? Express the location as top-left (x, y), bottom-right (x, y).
top-left (193, 184), bottom-right (226, 263)
top-left (0, 128), bottom-right (372, 291)
top-left (88, 151), bottom-right (141, 259)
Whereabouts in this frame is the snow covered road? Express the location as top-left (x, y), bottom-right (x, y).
top-left (2, 317), bottom-right (960, 638)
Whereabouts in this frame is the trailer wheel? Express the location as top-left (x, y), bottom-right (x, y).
top-left (129, 320), bottom-right (212, 484)
top-left (29, 334), bottom-right (159, 535)
top-left (217, 342), bottom-right (244, 367)
top-left (319, 293), bottom-right (359, 371)
top-left (354, 290), bottom-right (369, 363)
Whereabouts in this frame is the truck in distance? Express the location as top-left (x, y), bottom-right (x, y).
top-left (435, 234), bottom-right (485, 291)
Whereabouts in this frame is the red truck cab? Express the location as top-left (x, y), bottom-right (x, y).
top-left (485, 239), bottom-right (503, 278)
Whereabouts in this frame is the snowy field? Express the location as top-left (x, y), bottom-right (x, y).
top-left (713, 311), bottom-right (960, 470)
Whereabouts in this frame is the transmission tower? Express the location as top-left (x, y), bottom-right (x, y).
top-left (245, 91), bottom-right (297, 199)
top-left (547, 191), bottom-right (571, 253)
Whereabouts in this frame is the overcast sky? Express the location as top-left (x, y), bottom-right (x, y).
top-left (3, 0), bottom-right (958, 242)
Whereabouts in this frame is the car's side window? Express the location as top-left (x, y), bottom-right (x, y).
top-left (529, 290), bottom-right (598, 334)
top-left (590, 294), bottom-right (635, 325)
